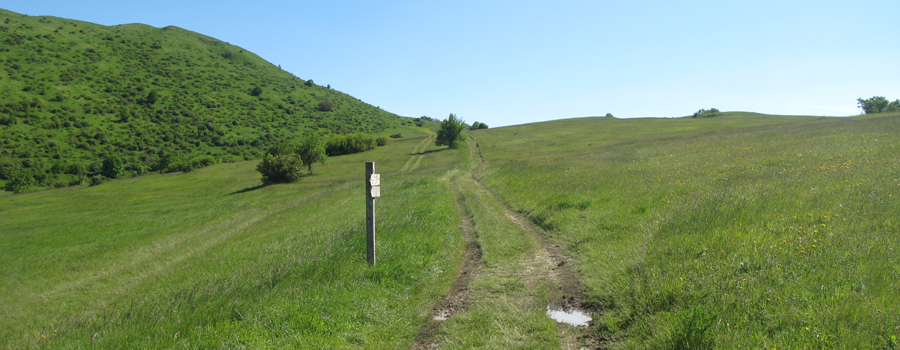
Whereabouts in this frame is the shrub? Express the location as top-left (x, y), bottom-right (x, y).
top-left (317, 100), bottom-right (334, 112)
top-left (325, 133), bottom-right (377, 156)
top-left (101, 156), bottom-right (124, 179)
top-left (0, 114), bottom-right (16, 126)
top-left (190, 155), bottom-right (218, 168)
top-left (267, 142), bottom-right (296, 156)
top-left (250, 86), bottom-right (263, 97)
top-left (256, 153), bottom-right (304, 184)
top-left (390, 133), bottom-right (403, 138)
top-left (0, 161), bottom-right (17, 180)
top-left (89, 175), bottom-right (105, 186)
top-left (3, 170), bottom-right (34, 193)
top-left (68, 176), bottom-right (85, 186)
top-left (376, 136), bottom-right (388, 146)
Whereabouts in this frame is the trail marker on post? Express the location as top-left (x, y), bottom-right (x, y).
top-left (366, 162), bottom-right (379, 265)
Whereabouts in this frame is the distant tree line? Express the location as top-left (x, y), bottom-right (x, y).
top-left (691, 108), bottom-right (721, 118)
top-left (858, 96), bottom-right (900, 114)
top-left (469, 121), bottom-right (488, 130)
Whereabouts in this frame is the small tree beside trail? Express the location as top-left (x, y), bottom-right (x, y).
top-left (297, 134), bottom-right (327, 175)
top-left (435, 113), bottom-right (466, 149)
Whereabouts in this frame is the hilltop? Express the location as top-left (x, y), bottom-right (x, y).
top-left (0, 8), bottom-right (423, 187)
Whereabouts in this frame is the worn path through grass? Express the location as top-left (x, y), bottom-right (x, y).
top-left (412, 137), bottom-right (592, 349)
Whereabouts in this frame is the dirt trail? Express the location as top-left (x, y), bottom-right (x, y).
top-left (411, 177), bottom-right (482, 350)
top-left (410, 137), bottom-right (597, 349)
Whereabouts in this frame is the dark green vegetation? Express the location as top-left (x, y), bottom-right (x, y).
top-left (471, 112), bottom-right (900, 348)
top-left (0, 8), bottom-right (424, 192)
top-left (435, 114), bottom-right (466, 149)
top-left (858, 96), bottom-right (900, 114)
top-left (256, 135), bottom-right (327, 185)
top-left (325, 133), bottom-right (388, 156)
top-left (468, 121), bottom-right (488, 130)
top-left (691, 108), bottom-right (721, 118)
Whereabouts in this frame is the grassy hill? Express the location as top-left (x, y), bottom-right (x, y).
top-left (0, 8), bottom-right (424, 189)
top-left (3, 111), bottom-right (898, 348)
top-left (471, 112), bottom-right (900, 348)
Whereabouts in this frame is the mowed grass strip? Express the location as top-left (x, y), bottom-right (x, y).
top-left (471, 113), bottom-right (900, 348)
top-left (0, 136), bottom-right (467, 349)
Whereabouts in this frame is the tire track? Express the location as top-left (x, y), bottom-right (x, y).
top-left (411, 136), bottom-right (594, 349)
top-left (402, 135), bottom-right (434, 173)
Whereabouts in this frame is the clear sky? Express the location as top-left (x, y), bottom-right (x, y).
top-left (2, 1), bottom-right (898, 127)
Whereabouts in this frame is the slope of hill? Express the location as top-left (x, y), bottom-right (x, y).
top-left (0, 8), bottom-right (419, 187)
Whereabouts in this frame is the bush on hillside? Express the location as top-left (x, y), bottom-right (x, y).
top-left (101, 156), bottom-right (124, 179)
top-left (0, 114), bottom-right (16, 126)
top-left (89, 175), bottom-right (105, 186)
top-left (256, 153), bottom-right (304, 184)
top-left (3, 170), bottom-right (34, 193)
top-left (376, 135), bottom-right (388, 146)
top-left (317, 100), bottom-right (334, 112)
top-left (325, 133), bottom-right (378, 156)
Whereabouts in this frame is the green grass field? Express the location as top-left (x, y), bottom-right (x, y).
top-left (0, 135), bottom-right (468, 349)
top-left (3, 112), bottom-right (899, 349)
top-left (472, 112), bottom-right (900, 348)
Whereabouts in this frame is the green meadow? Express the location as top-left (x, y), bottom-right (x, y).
top-left (3, 112), bottom-right (899, 349)
top-left (472, 112), bottom-right (900, 348)
top-left (1, 135), bottom-right (467, 349)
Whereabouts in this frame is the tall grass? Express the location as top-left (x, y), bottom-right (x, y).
top-left (472, 113), bottom-right (900, 348)
top-left (0, 135), bottom-right (467, 349)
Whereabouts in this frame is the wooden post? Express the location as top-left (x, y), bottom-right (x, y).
top-left (366, 162), bottom-right (376, 265)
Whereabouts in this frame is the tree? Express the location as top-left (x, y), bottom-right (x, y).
top-left (101, 155), bottom-right (124, 179)
top-left (435, 113), bottom-right (467, 149)
top-left (297, 134), bottom-right (327, 175)
top-left (857, 96), bottom-right (899, 114)
top-left (250, 86), bottom-right (263, 97)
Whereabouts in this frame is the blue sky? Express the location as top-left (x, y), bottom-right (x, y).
top-left (2, 1), bottom-right (898, 127)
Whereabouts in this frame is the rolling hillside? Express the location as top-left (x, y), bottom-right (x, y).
top-left (3, 112), bottom-right (898, 348)
top-left (0, 8), bottom-right (421, 188)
